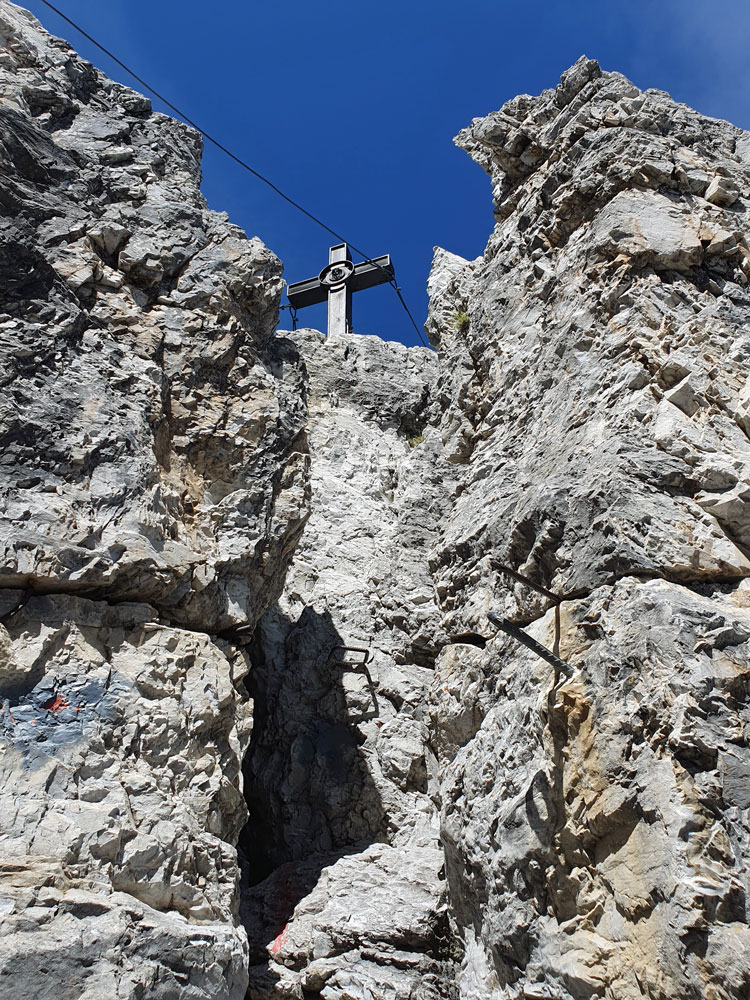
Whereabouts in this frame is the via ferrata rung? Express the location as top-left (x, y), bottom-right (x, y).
top-left (327, 644), bottom-right (371, 668)
top-left (487, 612), bottom-right (572, 676)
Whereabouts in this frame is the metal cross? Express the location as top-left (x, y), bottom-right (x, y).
top-left (286, 243), bottom-right (394, 339)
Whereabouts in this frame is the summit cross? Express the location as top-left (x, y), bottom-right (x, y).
top-left (286, 243), bottom-right (395, 339)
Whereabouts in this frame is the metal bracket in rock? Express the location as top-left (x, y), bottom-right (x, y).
top-left (487, 612), bottom-right (573, 676)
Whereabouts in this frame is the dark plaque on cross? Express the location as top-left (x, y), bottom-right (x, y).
top-left (286, 243), bottom-right (395, 339)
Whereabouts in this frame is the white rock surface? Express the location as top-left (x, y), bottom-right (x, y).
top-left (239, 330), bottom-right (456, 997)
top-left (0, 0), bottom-right (308, 632)
top-left (0, 595), bottom-right (253, 999)
top-left (2, 6), bottom-right (750, 999)
top-left (427, 55), bottom-right (750, 1000)
top-left (0, 2), bottom-right (306, 996)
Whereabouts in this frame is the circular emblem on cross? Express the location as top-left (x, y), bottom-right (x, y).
top-left (318, 259), bottom-right (355, 287)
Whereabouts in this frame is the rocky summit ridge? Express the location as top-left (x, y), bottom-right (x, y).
top-left (0, 3), bottom-right (749, 999)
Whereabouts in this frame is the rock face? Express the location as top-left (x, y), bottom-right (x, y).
top-left (238, 329), bottom-right (455, 998)
top-left (0, 2), bottom-right (305, 996)
top-left (0, 1), bottom-right (307, 630)
top-left (1, 4), bottom-right (750, 999)
top-left (427, 55), bottom-right (750, 1000)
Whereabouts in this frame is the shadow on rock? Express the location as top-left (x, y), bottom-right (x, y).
top-left (237, 604), bottom-right (387, 967)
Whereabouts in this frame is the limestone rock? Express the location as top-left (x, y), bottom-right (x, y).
top-left (239, 330), bottom-right (455, 997)
top-left (0, 0), bottom-right (307, 632)
top-left (429, 55), bottom-right (750, 632)
top-left (0, 594), bottom-right (254, 997)
top-left (0, 3), bottom-right (307, 997)
top-left (3, 4), bottom-right (750, 999)
top-left (589, 189), bottom-right (703, 269)
top-left (428, 55), bottom-right (750, 1000)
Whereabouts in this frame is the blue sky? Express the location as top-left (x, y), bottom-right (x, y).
top-left (22, 0), bottom-right (750, 347)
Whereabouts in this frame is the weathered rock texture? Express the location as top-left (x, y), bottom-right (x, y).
top-left (0, 2), bottom-right (306, 996)
top-left (427, 56), bottom-right (750, 1000)
top-left (0, 1), bottom-right (307, 630)
top-left (238, 329), bottom-right (455, 998)
top-left (2, 3), bottom-right (750, 999)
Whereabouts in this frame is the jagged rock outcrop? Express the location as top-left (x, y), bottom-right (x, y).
top-left (427, 55), bottom-right (750, 1000)
top-left (0, 1), bottom-right (307, 629)
top-left (0, 2), bottom-right (306, 996)
top-left (2, 4), bottom-right (749, 999)
top-left (239, 329), bottom-right (456, 997)
top-left (0, 592), bottom-right (254, 997)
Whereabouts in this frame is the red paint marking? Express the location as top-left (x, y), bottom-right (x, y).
top-left (270, 923), bottom-right (289, 955)
top-left (43, 695), bottom-right (68, 714)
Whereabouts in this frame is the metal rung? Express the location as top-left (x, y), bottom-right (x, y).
top-left (487, 612), bottom-right (572, 676)
top-left (493, 561), bottom-right (562, 604)
top-left (327, 644), bottom-right (371, 667)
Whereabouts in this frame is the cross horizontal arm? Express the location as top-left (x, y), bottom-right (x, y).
top-left (351, 255), bottom-right (395, 292)
top-left (286, 254), bottom-right (395, 311)
top-left (286, 275), bottom-right (328, 309)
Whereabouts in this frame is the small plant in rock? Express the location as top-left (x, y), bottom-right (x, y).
top-left (407, 433), bottom-right (425, 448)
top-left (454, 310), bottom-right (470, 333)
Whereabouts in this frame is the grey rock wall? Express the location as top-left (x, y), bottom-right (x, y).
top-left (0, 2), bottom-right (306, 996)
top-left (427, 55), bottom-right (750, 1000)
top-left (2, 4), bottom-right (749, 999)
top-left (239, 329), bottom-right (456, 998)
top-left (0, 0), bottom-right (308, 631)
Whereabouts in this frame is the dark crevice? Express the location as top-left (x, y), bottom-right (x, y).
top-left (237, 605), bottom-right (387, 973)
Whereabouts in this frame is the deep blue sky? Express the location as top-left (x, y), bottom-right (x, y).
top-left (22, 0), bottom-right (750, 347)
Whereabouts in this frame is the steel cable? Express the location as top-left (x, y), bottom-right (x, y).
top-left (35, 0), bottom-right (432, 348)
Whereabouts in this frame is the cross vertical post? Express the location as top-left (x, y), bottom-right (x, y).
top-left (326, 243), bottom-right (353, 340)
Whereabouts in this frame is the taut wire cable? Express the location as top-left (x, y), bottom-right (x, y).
top-left (35, 0), bottom-right (431, 349)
